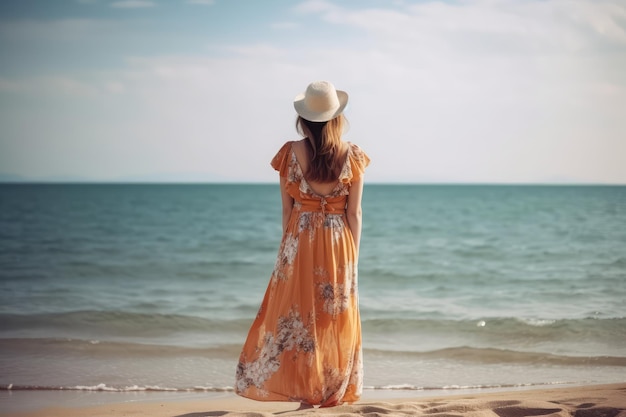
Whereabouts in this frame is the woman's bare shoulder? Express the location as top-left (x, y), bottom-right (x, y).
top-left (291, 138), bottom-right (307, 149)
top-left (291, 139), bottom-right (308, 157)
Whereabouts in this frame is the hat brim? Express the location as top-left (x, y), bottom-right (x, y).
top-left (293, 90), bottom-right (348, 122)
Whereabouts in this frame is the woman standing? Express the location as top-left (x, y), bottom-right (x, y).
top-left (235, 81), bottom-right (370, 408)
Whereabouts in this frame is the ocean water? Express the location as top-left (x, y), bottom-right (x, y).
top-left (0, 184), bottom-right (625, 398)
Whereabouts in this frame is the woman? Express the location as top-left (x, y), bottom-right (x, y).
top-left (235, 81), bottom-right (370, 408)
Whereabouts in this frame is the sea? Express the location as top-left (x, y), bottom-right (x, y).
top-left (0, 183), bottom-right (625, 410)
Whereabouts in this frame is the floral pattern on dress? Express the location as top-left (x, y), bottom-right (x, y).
top-left (317, 281), bottom-right (350, 317)
top-left (297, 212), bottom-right (315, 242)
top-left (271, 234), bottom-right (299, 282)
top-left (236, 308), bottom-right (316, 395)
top-left (348, 347), bottom-right (364, 395)
top-left (339, 262), bottom-right (358, 294)
top-left (324, 214), bottom-right (346, 244)
top-left (297, 212), bottom-right (345, 244)
top-left (321, 365), bottom-right (348, 404)
top-left (313, 265), bottom-right (329, 279)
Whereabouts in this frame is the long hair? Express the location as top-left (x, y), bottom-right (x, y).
top-left (296, 114), bottom-right (346, 183)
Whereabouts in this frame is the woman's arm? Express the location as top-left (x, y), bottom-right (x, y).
top-left (279, 176), bottom-right (294, 234)
top-left (345, 177), bottom-right (364, 256)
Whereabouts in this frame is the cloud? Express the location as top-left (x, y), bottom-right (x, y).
top-left (298, 0), bottom-right (626, 53)
top-left (271, 22), bottom-right (299, 30)
top-left (105, 81), bottom-right (126, 94)
top-left (1, 0), bottom-right (625, 183)
top-left (221, 43), bottom-right (287, 59)
top-left (0, 76), bottom-right (99, 96)
top-left (110, 0), bottom-right (155, 8)
top-left (0, 78), bottom-right (22, 93)
top-left (294, 0), bottom-right (339, 15)
top-left (289, 0), bottom-right (626, 183)
top-left (185, 0), bottom-right (215, 5)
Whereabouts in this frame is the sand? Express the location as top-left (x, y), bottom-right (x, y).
top-left (3, 383), bottom-right (625, 417)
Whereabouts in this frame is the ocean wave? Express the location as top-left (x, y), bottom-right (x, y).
top-left (364, 381), bottom-right (576, 391)
top-left (2, 311), bottom-right (624, 333)
top-left (0, 383), bottom-right (234, 392)
top-left (0, 338), bottom-right (242, 358)
top-left (0, 381), bottom-right (578, 393)
top-left (365, 346), bottom-right (626, 367)
top-left (0, 311), bottom-right (252, 336)
top-left (1, 338), bottom-right (624, 367)
top-left (2, 312), bottom-right (625, 350)
top-left (360, 316), bottom-right (626, 343)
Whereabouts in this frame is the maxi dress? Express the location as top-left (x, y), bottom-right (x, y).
top-left (235, 141), bottom-right (370, 406)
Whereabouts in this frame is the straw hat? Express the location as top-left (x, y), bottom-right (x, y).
top-left (293, 81), bottom-right (348, 122)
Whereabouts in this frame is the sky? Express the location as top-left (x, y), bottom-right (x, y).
top-left (0, 0), bottom-right (625, 184)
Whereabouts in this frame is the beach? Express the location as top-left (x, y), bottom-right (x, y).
top-left (2, 383), bottom-right (625, 417)
top-left (1, 184), bottom-right (625, 414)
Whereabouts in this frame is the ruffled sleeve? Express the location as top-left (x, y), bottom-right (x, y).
top-left (341, 142), bottom-right (370, 184)
top-left (270, 141), bottom-right (292, 178)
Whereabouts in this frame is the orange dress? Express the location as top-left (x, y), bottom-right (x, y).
top-left (235, 141), bottom-right (370, 406)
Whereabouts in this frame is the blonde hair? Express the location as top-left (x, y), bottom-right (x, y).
top-left (296, 115), bottom-right (346, 183)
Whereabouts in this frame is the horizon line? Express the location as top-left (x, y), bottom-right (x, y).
top-left (1, 181), bottom-right (624, 186)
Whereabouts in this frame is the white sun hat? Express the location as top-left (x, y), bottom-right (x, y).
top-left (293, 81), bottom-right (348, 122)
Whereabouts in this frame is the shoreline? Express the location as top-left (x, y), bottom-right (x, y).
top-left (2, 383), bottom-right (624, 417)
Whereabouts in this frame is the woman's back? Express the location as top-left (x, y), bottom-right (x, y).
top-left (291, 139), bottom-right (349, 197)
